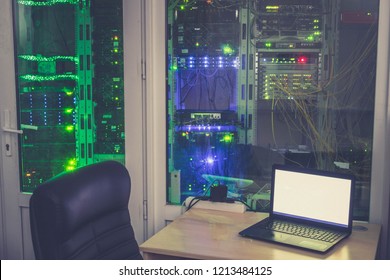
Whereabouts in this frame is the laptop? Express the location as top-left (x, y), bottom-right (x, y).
top-left (239, 164), bottom-right (355, 253)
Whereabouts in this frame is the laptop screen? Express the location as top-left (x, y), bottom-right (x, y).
top-left (272, 165), bottom-right (354, 228)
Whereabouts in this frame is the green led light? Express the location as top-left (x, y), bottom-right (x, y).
top-left (65, 125), bottom-right (74, 132)
top-left (65, 166), bottom-right (75, 172)
top-left (180, 5), bottom-right (185, 10)
top-left (222, 44), bottom-right (234, 55)
top-left (182, 132), bottom-right (186, 137)
top-left (222, 134), bottom-right (233, 143)
top-left (266, 6), bottom-right (279, 10)
top-left (64, 158), bottom-right (76, 172)
top-left (18, 0), bottom-right (78, 6)
top-left (195, 42), bottom-right (200, 47)
top-left (19, 55), bottom-right (78, 63)
top-left (64, 108), bottom-right (73, 114)
top-left (307, 35), bottom-right (315, 42)
top-left (265, 42), bottom-right (272, 48)
top-left (19, 74), bottom-right (78, 82)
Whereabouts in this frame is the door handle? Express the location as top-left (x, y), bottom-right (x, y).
top-left (2, 127), bottom-right (23, 134)
top-left (2, 110), bottom-right (39, 156)
top-left (2, 124), bottom-right (39, 133)
top-left (2, 110), bottom-right (23, 157)
top-left (2, 129), bottom-right (19, 157)
top-left (2, 109), bottom-right (22, 133)
top-left (2, 124), bottom-right (39, 156)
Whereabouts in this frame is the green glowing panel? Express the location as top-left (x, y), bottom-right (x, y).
top-left (18, 0), bottom-right (78, 6)
top-left (19, 74), bottom-right (79, 81)
top-left (14, 0), bottom-right (125, 193)
top-left (18, 55), bottom-right (78, 63)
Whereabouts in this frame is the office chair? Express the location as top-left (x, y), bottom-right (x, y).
top-left (29, 160), bottom-right (143, 260)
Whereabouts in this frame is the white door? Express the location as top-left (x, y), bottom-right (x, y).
top-left (0, 0), bottom-right (146, 259)
top-left (0, 0), bottom-right (32, 260)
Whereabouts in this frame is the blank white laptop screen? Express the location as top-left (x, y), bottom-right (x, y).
top-left (273, 169), bottom-right (352, 228)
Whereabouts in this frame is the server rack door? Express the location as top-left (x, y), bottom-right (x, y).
top-left (0, 0), bottom-right (132, 259)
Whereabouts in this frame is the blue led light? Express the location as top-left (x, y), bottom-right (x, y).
top-left (177, 125), bottom-right (236, 132)
top-left (206, 157), bottom-right (215, 164)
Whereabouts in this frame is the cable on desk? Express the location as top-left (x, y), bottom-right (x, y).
top-left (184, 179), bottom-right (257, 212)
top-left (186, 196), bottom-right (209, 211)
top-left (185, 179), bottom-right (221, 211)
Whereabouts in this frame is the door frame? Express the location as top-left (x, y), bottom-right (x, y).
top-left (144, 0), bottom-right (183, 237)
top-left (0, 0), bottom-right (26, 259)
top-left (124, 0), bottom-right (178, 241)
top-left (123, 0), bottom-right (148, 245)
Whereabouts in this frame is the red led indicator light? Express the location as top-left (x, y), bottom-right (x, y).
top-left (298, 56), bottom-right (308, 64)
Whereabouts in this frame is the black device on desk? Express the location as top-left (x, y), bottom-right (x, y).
top-left (239, 164), bottom-right (355, 253)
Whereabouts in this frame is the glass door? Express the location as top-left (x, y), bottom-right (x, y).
top-left (0, 0), bottom-right (143, 259)
top-left (13, 0), bottom-right (125, 193)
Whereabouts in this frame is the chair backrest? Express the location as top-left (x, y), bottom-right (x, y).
top-left (29, 160), bottom-right (142, 260)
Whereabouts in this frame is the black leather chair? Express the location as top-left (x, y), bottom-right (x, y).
top-left (29, 160), bottom-right (142, 260)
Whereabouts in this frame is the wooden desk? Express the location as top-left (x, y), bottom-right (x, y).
top-left (140, 209), bottom-right (381, 260)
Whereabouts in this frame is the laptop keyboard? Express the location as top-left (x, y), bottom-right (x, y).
top-left (266, 220), bottom-right (344, 243)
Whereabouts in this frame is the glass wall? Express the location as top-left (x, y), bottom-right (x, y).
top-left (13, 0), bottom-right (125, 193)
top-left (166, 0), bottom-right (379, 220)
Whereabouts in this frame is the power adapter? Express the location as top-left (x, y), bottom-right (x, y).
top-left (209, 184), bottom-right (227, 202)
